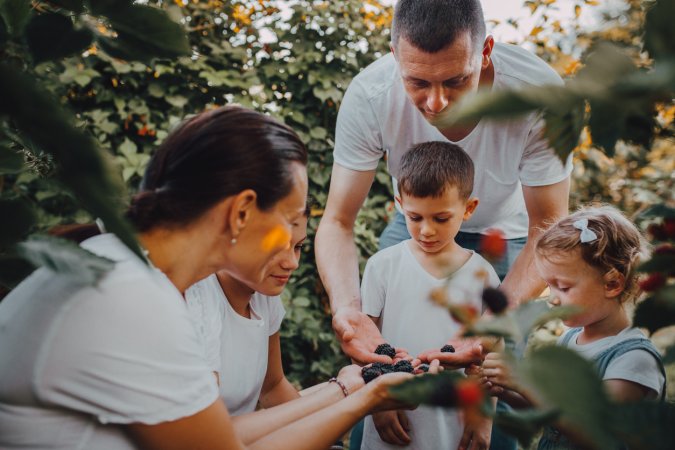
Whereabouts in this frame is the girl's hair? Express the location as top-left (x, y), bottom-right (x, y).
top-left (536, 205), bottom-right (649, 303)
top-left (126, 106), bottom-right (307, 232)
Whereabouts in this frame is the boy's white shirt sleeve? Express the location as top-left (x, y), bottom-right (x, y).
top-left (361, 256), bottom-right (387, 318)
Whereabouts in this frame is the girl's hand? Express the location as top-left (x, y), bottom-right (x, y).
top-left (417, 338), bottom-right (485, 369)
top-left (372, 410), bottom-right (412, 446)
top-left (335, 364), bottom-right (366, 395)
top-left (481, 352), bottom-right (514, 392)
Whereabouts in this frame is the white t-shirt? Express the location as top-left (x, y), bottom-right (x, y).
top-left (0, 234), bottom-right (219, 450)
top-left (361, 241), bottom-right (500, 450)
top-left (334, 43), bottom-right (573, 238)
top-left (560, 327), bottom-right (665, 398)
top-left (185, 274), bottom-right (286, 415)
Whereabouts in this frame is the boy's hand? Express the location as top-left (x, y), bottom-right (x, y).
top-left (372, 410), bottom-right (412, 446)
top-left (458, 411), bottom-right (493, 450)
top-left (332, 307), bottom-right (394, 364)
top-left (417, 337), bottom-right (485, 369)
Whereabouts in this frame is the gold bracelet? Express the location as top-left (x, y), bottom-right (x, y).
top-left (328, 377), bottom-right (349, 397)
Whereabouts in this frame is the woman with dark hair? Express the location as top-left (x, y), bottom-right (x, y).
top-left (0, 106), bottom-right (420, 450)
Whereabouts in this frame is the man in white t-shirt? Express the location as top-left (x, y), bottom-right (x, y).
top-left (315, 0), bottom-right (571, 364)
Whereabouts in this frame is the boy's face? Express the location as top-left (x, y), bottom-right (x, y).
top-left (398, 186), bottom-right (478, 254)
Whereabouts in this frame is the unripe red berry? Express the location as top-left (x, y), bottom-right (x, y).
top-left (480, 229), bottom-right (507, 261)
top-left (456, 379), bottom-right (484, 407)
top-left (638, 273), bottom-right (666, 292)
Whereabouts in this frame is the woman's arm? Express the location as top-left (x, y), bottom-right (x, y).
top-left (127, 370), bottom-right (412, 450)
top-left (258, 332), bottom-right (301, 408)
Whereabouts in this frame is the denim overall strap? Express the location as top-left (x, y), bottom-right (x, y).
top-left (594, 338), bottom-right (667, 401)
top-left (559, 328), bottom-right (583, 347)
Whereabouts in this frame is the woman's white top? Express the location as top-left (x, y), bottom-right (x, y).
top-left (0, 234), bottom-right (219, 450)
top-left (185, 274), bottom-right (285, 415)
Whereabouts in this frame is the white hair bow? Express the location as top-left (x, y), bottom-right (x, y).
top-left (573, 219), bottom-right (598, 243)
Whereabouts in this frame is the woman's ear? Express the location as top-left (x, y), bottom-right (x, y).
top-left (463, 197), bottom-right (479, 220)
top-left (604, 269), bottom-right (625, 299)
top-left (228, 189), bottom-right (257, 239)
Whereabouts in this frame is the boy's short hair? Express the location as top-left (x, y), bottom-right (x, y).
top-left (397, 141), bottom-right (474, 199)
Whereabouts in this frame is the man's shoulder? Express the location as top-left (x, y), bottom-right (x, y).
top-left (493, 43), bottom-right (563, 89)
top-left (349, 53), bottom-right (398, 101)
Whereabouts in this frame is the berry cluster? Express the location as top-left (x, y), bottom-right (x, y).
top-left (361, 360), bottom-right (415, 383)
top-left (440, 344), bottom-right (455, 353)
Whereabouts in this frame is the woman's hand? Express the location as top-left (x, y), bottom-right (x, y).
top-left (372, 410), bottom-right (412, 446)
top-left (363, 360), bottom-right (442, 413)
top-left (335, 364), bottom-right (366, 395)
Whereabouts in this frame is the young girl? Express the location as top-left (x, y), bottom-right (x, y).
top-left (481, 205), bottom-right (666, 449)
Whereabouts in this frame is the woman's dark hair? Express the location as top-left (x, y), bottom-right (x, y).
top-left (126, 106), bottom-right (307, 232)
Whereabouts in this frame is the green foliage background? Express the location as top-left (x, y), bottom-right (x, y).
top-left (1, 0), bottom-right (672, 391)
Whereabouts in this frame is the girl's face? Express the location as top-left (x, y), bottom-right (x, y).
top-left (225, 162), bottom-right (308, 286)
top-left (248, 215), bottom-right (308, 296)
top-left (534, 248), bottom-right (620, 328)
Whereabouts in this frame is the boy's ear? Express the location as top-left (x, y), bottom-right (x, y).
top-left (603, 269), bottom-right (625, 299)
top-left (463, 197), bottom-right (479, 220)
top-left (395, 195), bottom-right (402, 206)
top-left (228, 189), bottom-right (257, 239)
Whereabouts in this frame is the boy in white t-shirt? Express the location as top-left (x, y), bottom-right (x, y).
top-left (361, 142), bottom-right (500, 450)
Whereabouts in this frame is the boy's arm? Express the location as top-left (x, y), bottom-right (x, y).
top-left (259, 332), bottom-right (300, 409)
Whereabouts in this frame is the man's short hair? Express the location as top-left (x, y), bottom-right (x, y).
top-left (392, 0), bottom-right (486, 53)
top-left (397, 141), bottom-right (474, 200)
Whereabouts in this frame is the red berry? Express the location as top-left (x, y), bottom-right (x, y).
top-left (654, 244), bottom-right (675, 255)
top-left (480, 229), bottom-right (507, 261)
top-left (665, 218), bottom-right (675, 239)
top-left (456, 379), bottom-right (484, 407)
top-left (648, 223), bottom-right (668, 241)
top-left (638, 273), bottom-right (666, 292)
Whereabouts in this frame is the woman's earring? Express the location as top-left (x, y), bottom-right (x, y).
top-left (231, 237), bottom-right (237, 245)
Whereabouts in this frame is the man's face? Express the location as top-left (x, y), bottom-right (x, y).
top-left (394, 32), bottom-right (489, 128)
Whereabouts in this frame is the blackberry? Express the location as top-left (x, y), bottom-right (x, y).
top-left (416, 364), bottom-right (430, 373)
top-left (482, 287), bottom-right (509, 314)
top-left (374, 343), bottom-right (396, 359)
top-left (393, 360), bottom-right (414, 373)
top-left (441, 344), bottom-right (456, 353)
top-left (372, 362), bottom-right (395, 374)
top-left (361, 366), bottom-right (382, 383)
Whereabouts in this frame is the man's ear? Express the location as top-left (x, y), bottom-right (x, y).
top-left (463, 197), bottom-right (479, 220)
top-left (604, 269), bottom-right (625, 299)
top-left (228, 189), bottom-right (257, 239)
top-left (481, 35), bottom-right (494, 70)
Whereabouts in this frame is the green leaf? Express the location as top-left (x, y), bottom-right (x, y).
top-left (543, 100), bottom-right (585, 163)
top-left (493, 408), bottom-right (560, 449)
top-left (518, 346), bottom-right (617, 450)
top-left (644, 0), bottom-right (675, 60)
top-left (611, 401), bottom-right (675, 450)
top-left (25, 13), bottom-right (93, 63)
top-left (0, 199), bottom-right (36, 249)
top-left (633, 294), bottom-right (675, 334)
top-left (17, 235), bottom-right (114, 286)
top-left (49, 0), bottom-right (84, 13)
top-left (0, 63), bottom-right (143, 261)
top-left (0, 253), bottom-right (35, 288)
top-left (95, 5), bottom-right (189, 63)
top-left (0, 0), bottom-right (32, 36)
top-left (638, 204), bottom-right (675, 220)
top-left (638, 253), bottom-right (675, 273)
top-left (464, 299), bottom-right (579, 343)
top-left (0, 145), bottom-right (24, 173)
top-left (389, 371), bottom-right (468, 407)
top-left (664, 343), bottom-right (675, 365)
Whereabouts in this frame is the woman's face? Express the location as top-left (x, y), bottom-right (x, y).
top-left (246, 215), bottom-right (308, 296)
top-left (225, 162), bottom-right (308, 286)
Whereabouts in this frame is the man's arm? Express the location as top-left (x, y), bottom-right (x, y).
top-left (315, 164), bottom-right (392, 364)
top-left (500, 177), bottom-right (570, 304)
